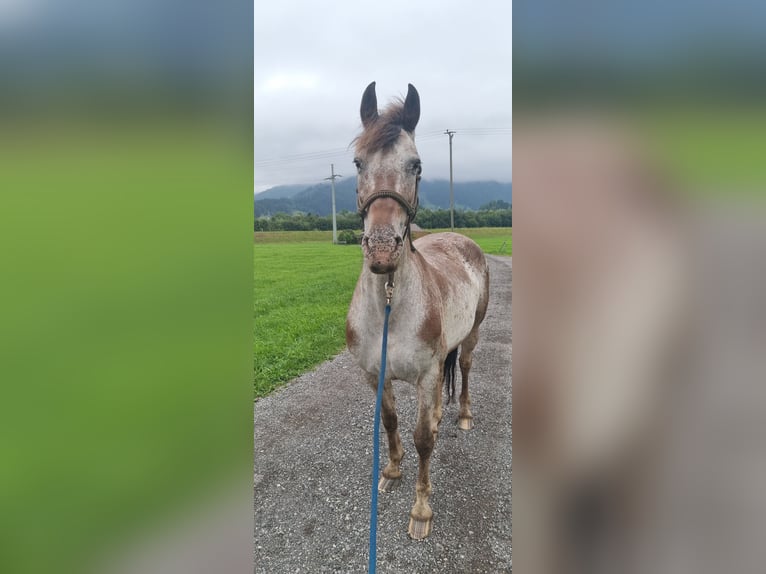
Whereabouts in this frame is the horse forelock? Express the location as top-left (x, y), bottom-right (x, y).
top-left (353, 99), bottom-right (413, 155)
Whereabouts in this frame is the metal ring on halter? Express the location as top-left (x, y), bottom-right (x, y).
top-left (384, 276), bottom-right (394, 304)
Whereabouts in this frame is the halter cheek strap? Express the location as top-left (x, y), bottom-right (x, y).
top-left (357, 181), bottom-right (420, 252)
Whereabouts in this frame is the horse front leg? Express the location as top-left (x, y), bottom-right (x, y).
top-left (366, 374), bottom-right (404, 492)
top-left (408, 364), bottom-right (443, 540)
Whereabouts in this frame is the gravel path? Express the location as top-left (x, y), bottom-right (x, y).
top-left (254, 255), bottom-right (512, 573)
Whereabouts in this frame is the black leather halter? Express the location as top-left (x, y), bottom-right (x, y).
top-left (357, 184), bottom-right (420, 252)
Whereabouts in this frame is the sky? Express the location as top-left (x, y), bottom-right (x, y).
top-left (254, 0), bottom-right (512, 193)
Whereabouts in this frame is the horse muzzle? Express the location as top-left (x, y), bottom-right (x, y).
top-left (363, 227), bottom-right (403, 274)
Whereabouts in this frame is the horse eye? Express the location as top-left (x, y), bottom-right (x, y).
top-left (353, 158), bottom-right (363, 171)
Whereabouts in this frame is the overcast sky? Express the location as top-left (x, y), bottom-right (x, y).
top-left (254, 1), bottom-right (512, 192)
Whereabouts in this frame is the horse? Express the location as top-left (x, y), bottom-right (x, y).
top-left (345, 82), bottom-right (490, 540)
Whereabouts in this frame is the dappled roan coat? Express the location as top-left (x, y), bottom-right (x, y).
top-left (345, 81), bottom-right (489, 540)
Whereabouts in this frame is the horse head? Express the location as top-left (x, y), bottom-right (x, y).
top-left (354, 82), bottom-right (421, 274)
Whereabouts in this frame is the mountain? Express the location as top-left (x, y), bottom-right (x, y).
top-left (417, 180), bottom-right (512, 210)
top-left (254, 179), bottom-right (511, 217)
top-left (254, 184), bottom-right (309, 200)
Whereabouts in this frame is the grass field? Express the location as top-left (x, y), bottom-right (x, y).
top-left (253, 227), bottom-right (511, 398)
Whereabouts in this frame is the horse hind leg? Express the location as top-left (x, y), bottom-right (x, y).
top-left (457, 328), bottom-right (480, 430)
top-left (457, 265), bottom-right (489, 431)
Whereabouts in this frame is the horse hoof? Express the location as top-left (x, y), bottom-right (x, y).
top-left (458, 417), bottom-right (474, 431)
top-left (378, 475), bottom-right (401, 492)
top-left (407, 516), bottom-right (432, 540)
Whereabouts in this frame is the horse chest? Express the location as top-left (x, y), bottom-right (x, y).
top-left (348, 311), bottom-right (434, 383)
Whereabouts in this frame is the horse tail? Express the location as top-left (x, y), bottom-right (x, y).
top-left (443, 348), bottom-right (458, 404)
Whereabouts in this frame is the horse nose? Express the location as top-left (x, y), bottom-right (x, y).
top-left (364, 231), bottom-right (400, 249)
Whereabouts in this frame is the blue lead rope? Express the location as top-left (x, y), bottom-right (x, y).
top-left (369, 286), bottom-right (393, 574)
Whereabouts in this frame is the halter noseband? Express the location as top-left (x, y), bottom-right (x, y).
top-left (357, 187), bottom-right (419, 252)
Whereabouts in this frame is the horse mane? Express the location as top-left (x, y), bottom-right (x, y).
top-left (353, 98), bottom-right (412, 154)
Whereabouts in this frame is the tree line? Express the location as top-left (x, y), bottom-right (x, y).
top-left (254, 204), bottom-right (511, 232)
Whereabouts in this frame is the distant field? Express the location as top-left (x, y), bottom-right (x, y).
top-left (427, 227), bottom-right (512, 255)
top-left (254, 227), bottom-right (512, 254)
top-left (254, 230), bottom-right (335, 243)
top-left (253, 226), bottom-right (511, 398)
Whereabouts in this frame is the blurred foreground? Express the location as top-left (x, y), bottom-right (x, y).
top-left (0, 1), bottom-right (253, 572)
top-left (513, 113), bottom-right (766, 573)
top-left (513, 2), bottom-right (766, 571)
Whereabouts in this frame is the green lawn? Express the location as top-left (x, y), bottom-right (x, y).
top-left (254, 241), bottom-right (362, 397)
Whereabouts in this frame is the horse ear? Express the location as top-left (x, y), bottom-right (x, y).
top-left (360, 81), bottom-right (378, 128)
top-left (402, 84), bottom-right (420, 133)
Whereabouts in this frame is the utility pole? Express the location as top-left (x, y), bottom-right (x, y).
top-left (444, 130), bottom-right (456, 231)
top-left (324, 164), bottom-right (342, 244)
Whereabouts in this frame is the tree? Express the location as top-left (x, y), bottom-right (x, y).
top-left (254, 208), bottom-right (511, 231)
top-left (479, 199), bottom-right (511, 211)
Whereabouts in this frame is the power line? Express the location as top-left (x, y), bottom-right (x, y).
top-left (253, 128), bottom-right (511, 167)
top-left (254, 147), bottom-right (352, 167)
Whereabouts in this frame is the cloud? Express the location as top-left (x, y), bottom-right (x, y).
top-left (259, 72), bottom-right (320, 94)
top-left (254, 0), bottom-right (512, 190)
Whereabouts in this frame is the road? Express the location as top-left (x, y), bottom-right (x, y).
top-left (254, 255), bottom-right (512, 573)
